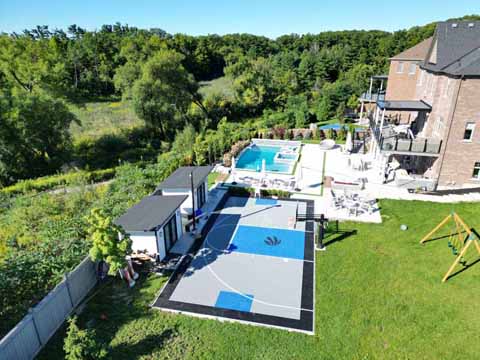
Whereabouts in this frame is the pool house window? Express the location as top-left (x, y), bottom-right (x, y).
top-left (463, 123), bottom-right (475, 141)
top-left (473, 162), bottom-right (480, 180)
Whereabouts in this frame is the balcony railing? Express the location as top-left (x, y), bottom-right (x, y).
top-left (359, 92), bottom-right (386, 102)
top-left (379, 136), bottom-right (442, 154)
top-left (369, 117), bottom-right (442, 155)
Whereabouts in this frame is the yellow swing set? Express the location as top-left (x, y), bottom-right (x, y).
top-left (420, 212), bottom-right (480, 282)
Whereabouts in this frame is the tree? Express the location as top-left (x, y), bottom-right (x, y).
top-left (171, 124), bottom-right (197, 165)
top-left (0, 92), bottom-right (78, 185)
top-left (86, 208), bottom-right (131, 275)
top-left (0, 34), bottom-right (65, 93)
top-left (132, 50), bottom-right (203, 139)
top-left (64, 317), bottom-right (107, 360)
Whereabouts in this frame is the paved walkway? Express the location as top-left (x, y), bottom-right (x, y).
top-left (296, 144), bottom-right (325, 195)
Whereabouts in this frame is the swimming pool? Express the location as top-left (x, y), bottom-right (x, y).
top-left (236, 145), bottom-right (297, 173)
top-left (319, 123), bottom-right (364, 132)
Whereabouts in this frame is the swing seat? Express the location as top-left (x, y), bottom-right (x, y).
top-left (447, 241), bottom-right (452, 248)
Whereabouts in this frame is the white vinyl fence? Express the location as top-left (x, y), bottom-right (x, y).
top-left (0, 257), bottom-right (98, 360)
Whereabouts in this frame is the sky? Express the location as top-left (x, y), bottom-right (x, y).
top-left (1, 0), bottom-right (479, 38)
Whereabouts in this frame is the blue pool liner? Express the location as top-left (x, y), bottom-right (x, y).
top-left (255, 198), bottom-right (278, 206)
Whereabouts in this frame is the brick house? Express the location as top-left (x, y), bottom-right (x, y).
top-left (365, 21), bottom-right (480, 190)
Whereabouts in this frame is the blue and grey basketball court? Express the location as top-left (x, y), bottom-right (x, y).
top-left (153, 195), bottom-right (315, 333)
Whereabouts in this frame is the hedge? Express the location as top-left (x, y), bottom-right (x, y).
top-left (0, 168), bottom-right (116, 195)
top-left (227, 186), bottom-right (291, 198)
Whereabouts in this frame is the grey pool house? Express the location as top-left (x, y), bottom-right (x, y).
top-left (115, 195), bottom-right (186, 261)
top-left (154, 165), bottom-right (213, 217)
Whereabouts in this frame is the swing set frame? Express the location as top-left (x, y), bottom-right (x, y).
top-left (420, 212), bottom-right (480, 282)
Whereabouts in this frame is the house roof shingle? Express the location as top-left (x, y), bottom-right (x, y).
top-left (155, 166), bottom-right (213, 191)
top-left (422, 21), bottom-right (480, 76)
top-left (114, 195), bottom-right (187, 232)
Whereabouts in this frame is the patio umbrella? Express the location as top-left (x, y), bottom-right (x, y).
top-left (231, 156), bottom-right (237, 184)
top-left (295, 164), bottom-right (302, 190)
top-left (346, 131), bottom-right (353, 153)
top-left (260, 158), bottom-right (267, 186)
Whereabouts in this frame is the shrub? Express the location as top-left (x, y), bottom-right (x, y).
top-left (326, 128), bottom-right (335, 139)
top-left (260, 189), bottom-right (291, 198)
top-left (0, 169), bottom-right (116, 195)
top-left (87, 208), bottom-right (132, 275)
top-left (273, 126), bottom-right (286, 140)
top-left (64, 317), bottom-right (107, 360)
top-left (227, 186), bottom-right (254, 197)
top-left (223, 140), bottom-right (250, 167)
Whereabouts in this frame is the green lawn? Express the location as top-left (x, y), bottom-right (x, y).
top-left (69, 101), bottom-right (143, 139)
top-left (39, 200), bottom-right (480, 359)
top-left (198, 76), bottom-right (235, 100)
top-left (207, 172), bottom-right (221, 188)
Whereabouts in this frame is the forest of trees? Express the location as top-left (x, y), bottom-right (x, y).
top-left (0, 19), bottom-right (450, 186)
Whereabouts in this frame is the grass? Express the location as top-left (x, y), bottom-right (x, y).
top-left (69, 101), bottom-right (143, 139)
top-left (198, 76), bottom-right (235, 100)
top-left (38, 200), bottom-right (480, 359)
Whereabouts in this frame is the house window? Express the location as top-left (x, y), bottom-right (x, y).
top-left (433, 116), bottom-right (444, 138)
top-left (463, 123), bottom-right (475, 141)
top-left (444, 78), bottom-right (451, 97)
top-left (397, 62), bottom-right (404, 74)
top-left (409, 63), bottom-right (416, 75)
top-left (473, 162), bottom-right (480, 179)
top-left (417, 70), bottom-right (425, 86)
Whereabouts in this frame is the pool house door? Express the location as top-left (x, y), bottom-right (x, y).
top-left (163, 215), bottom-right (178, 251)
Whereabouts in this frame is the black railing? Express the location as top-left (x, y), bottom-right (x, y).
top-left (369, 119), bottom-right (442, 155)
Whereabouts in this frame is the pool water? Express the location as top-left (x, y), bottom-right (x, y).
top-left (236, 145), bottom-right (293, 173)
top-left (319, 123), bottom-right (364, 132)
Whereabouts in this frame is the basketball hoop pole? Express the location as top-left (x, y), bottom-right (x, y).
top-left (317, 214), bottom-right (327, 251)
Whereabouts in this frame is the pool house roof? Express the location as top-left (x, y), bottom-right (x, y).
top-left (115, 195), bottom-right (187, 232)
top-left (155, 166), bottom-right (214, 191)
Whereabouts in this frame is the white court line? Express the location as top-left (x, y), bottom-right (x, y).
top-left (192, 211), bottom-right (314, 314)
top-left (204, 222), bottom-right (312, 263)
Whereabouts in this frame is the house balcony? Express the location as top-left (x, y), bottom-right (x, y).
top-left (368, 99), bottom-right (442, 156)
top-left (359, 91), bottom-right (386, 103)
top-left (369, 116), bottom-right (442, 156)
